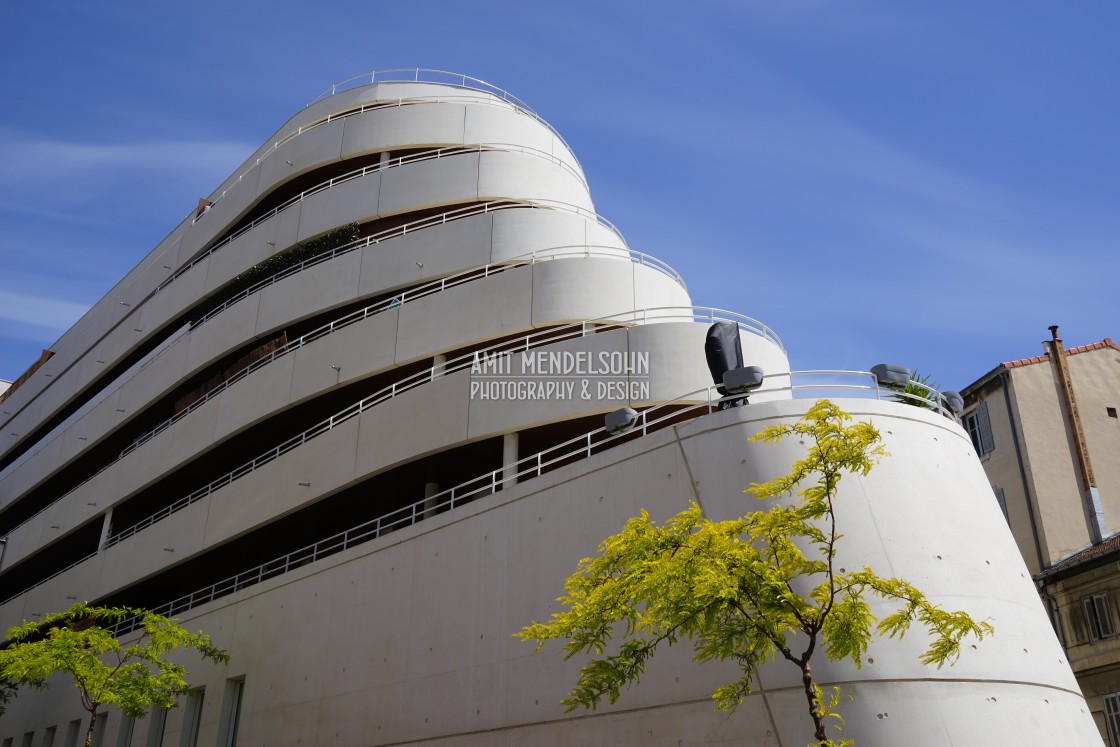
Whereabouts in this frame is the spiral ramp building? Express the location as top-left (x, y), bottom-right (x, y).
top-left (0, 72), bottom-right (1103, 746)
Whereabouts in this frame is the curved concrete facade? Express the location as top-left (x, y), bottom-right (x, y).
top-left (0, 72), bottom-right (1100, 747)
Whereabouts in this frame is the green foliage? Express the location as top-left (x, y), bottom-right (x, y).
top-left (887, 369), bottom-right (940, 411)
top-left (517, 400), bottom-right (992, 745)
top-left (0, 603), bottom-right (228, 746)
top-left (194, 222), bottom-right (361, 324)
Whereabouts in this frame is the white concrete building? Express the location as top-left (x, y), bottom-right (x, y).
top-left (0, 71), bottom-right (1103, 746)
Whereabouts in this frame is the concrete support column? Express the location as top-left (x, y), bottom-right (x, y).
top-left (379, 150), bottom-right (392, 167)
top-left (501, 431), bottom-right (519, 490)
top-left (423, 482), bottom-right (441, 518)
top-left (432, 353), bottom-right (446, 380)
top-left (98, 508), bottom-right (114, 551)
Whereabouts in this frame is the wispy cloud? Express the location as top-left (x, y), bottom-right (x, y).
top-left (0, 290), bottom-right (91, 332)
top-left (0, 131), bottom-right (253, 189)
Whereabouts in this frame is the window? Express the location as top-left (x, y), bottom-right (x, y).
top-left (20, 734), bottom-right (34, 747)
top-left (965, 401), bottom-right (995, 455)
top-left (116, 716), bottom-right (135, 747)
top-left (145, 707), bottom-right (167, 747)
top-left (179, 689), bottom-right (204, 747)
top-left (91, 714), bottom-right (107, 747)
top-left (1085, 593), bottom-right (1116, 641)
top-left (43, 726), bottom-right (57, 747)
top-left (1105, 693), bottom-right (1120, 746)
top-left (64, 719), bottom-right (82, 747)
top-left (217, 679), bottom-right (245, 747)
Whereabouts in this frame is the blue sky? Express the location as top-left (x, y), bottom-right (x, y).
top-left (1, 1), bottom-right (1116, 391)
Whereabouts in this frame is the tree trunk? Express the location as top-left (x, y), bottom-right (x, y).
top-left (85, 705), bottom-right (98, 747)
top-left (801, 661), bottom-right (828, 743)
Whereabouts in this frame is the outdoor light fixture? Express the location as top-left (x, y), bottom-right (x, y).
top-left (722, 366), bottom-right (765, 395)
top-left (604, 408), bottom-right (639, 436)
top-left (871, 363), bottom-right (910, 387)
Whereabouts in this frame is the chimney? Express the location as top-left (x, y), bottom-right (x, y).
top-left (1047, 325), bottom-right (1105, 543)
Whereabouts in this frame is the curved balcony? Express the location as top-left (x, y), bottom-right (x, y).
top-left (0, 369), bottom-right (959, 618)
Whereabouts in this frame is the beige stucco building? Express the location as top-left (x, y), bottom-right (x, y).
top-left (961, 330), bottom-right (1120, 743)
top-left (0, 72), bottom-right (1104, 746)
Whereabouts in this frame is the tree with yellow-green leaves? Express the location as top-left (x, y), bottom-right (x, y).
top-left (0, 604), bottom-right (227, 747)
top-left (518, 400), bottom-right (992, 746)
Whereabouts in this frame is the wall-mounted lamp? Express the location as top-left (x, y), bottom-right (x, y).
top-left (605, 408), bottom-right (639, 436)
top-left (943, 391), bottom-right (965, 416)
top-left (871, 363), bottom-right (910, 387)
top-left (722, 366), bottom-right (765, 395)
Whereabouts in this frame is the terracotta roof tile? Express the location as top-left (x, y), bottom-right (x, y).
top-left (1001, 338), bottom-right (1118, 370)
top-left (1047, 530), bottom-right (1120, 574)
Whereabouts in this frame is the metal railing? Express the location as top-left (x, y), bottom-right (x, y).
top-left (304, 69), bottom-right (580, 176)
top-left (102, 305), bottom-right (777, 548)
top-left (0, 73), bottom-right (580, 452)
top-left (159, 142), bottom-right (590, 292)
top-left (124, 246), bottom-right (684, 458)
top-left (1, 370), bottom-right (957, 612)
top-left (0, 252), bottom-right (686, 547)
top-left (183, 199), bottom-right (625, 331)
top-left (182, 68), bottom-right (583, 238)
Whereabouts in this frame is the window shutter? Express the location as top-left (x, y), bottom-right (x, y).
top-left (1086, 598), bottom-right (1103, 640)
top-left (1105, 693), bottom-right (1120, 747)
top-left (1097, 595), bottom-right (1116, 638)
top-left (975, 401), bottom-right (995, 454)
top-left (1069, 601), bottom-right (1089, 643)
top-left (993, 487), bottom-right (1008, 522)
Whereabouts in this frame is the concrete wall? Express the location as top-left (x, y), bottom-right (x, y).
top-left (0, 85), bottom-right (584, 467)
top-left (0, 399), bottom-right (1100, 746)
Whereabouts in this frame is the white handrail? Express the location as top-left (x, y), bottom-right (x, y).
top-left (160, 142), bottom-right (590, 292)
top-left (186, 70), bottom-right (584, 236)
top-left (101, 306), bottom-right (777, 546)
top-left (126, 246), bottom-right (685, 456)
top-left (0, 248), bottom-right (689, 545)
top-left (184, 201), bottom-right (625, 329)
top-left (1, 371), bottom-right (958, 611)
